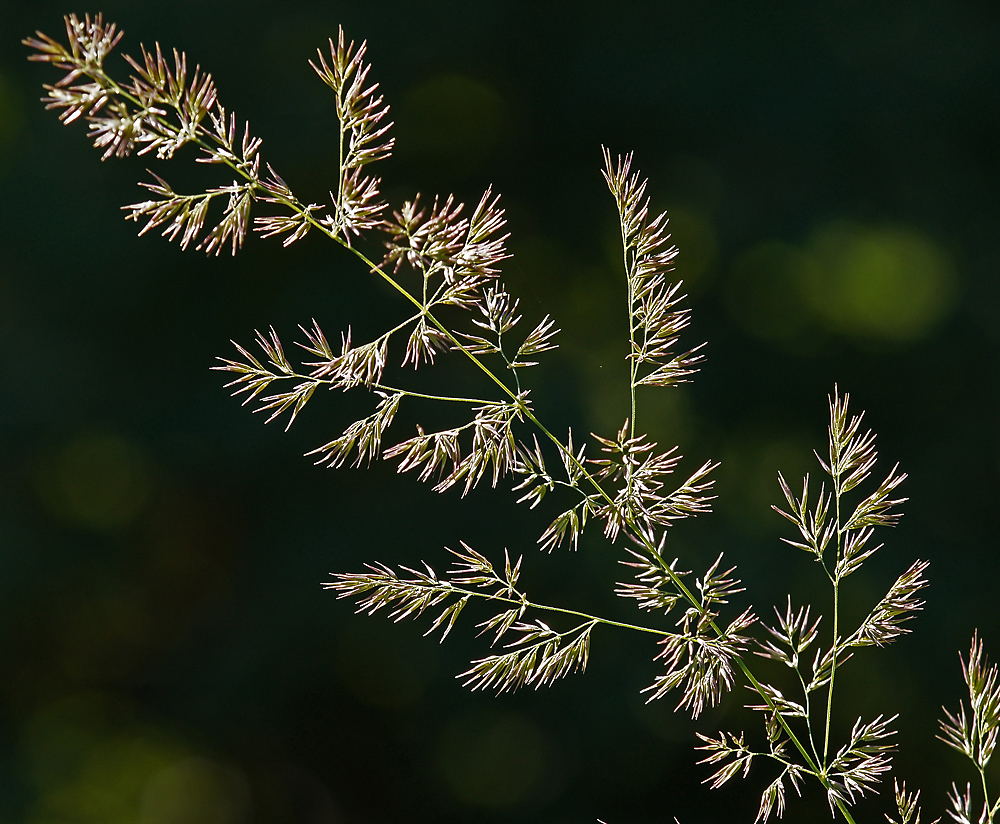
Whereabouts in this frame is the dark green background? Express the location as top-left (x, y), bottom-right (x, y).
top-left (1, 1), bottom-right (998, 821)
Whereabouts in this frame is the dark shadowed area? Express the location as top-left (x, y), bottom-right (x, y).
top-left (1, 1), bottom-right (998, 822)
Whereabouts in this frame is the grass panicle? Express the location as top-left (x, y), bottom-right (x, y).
top-left (27, 15), bottom-right (991, 824)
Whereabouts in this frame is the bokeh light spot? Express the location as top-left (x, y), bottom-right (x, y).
top-left (21, 694), bottom-right (189, 824)
top-left (803, 220), bottom-right (957, 342)
top-left (140, 757), bottom-right (250, 824)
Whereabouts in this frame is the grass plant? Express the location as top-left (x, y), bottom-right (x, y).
top-left (25, 13), bottom-right (999, 822)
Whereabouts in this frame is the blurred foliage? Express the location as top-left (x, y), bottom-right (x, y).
top-left (2, 0), bottom-right (998, 822)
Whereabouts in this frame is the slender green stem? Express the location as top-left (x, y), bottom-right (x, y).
top-left (375, 385), bottom-right (496, 405)
top-left (240, 369), bottom-right (496, 407)
top-left (336, 90), bottom-right (345, 218)
top-left (977, 768), bottom-right (993, 824)
top-left (980, 764), bottom-right (994, 824)
top-left (452, 585), bottom-right (665, 637)
top-left (825, 578), bottom-right (839, 764)
top-left (825, 489), bottom-right (844, 766)
top-left (622, 235), bottom-right (638, 439)
top-left (796, 665), bottom-right (822, 765)
top-left (265, 371), bottom-right (497, 407)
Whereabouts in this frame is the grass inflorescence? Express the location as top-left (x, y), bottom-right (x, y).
top-left (26, 13), bottom-right (998, 823)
